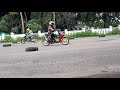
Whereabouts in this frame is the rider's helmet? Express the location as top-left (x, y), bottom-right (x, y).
top-left (49, 21), bottom-right (54, 26)
top-left (26, 27), bottom-right (30, 32)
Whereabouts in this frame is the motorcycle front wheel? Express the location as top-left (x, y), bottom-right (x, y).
top-left (42, 38), bottom-right (50, 46)
top-left (62, 37), bottom-right (69, 45)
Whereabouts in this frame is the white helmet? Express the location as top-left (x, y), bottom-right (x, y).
top-left (27, 28), bottom-right (30, 31)
top-left (49, 21), bottom-right (54, 25)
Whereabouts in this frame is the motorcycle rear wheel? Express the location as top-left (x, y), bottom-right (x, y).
top-left (32, 36), bottom-right (38, 43)
top-left (21, 38), bottom-right (26, 44)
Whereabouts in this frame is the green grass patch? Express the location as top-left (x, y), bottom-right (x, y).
top-left (0, 36), bottom-right (13, 43)
top-left (36, 36), bottom-right (44, 40)
top-left (66, 31), bottom-right (99, 39)
top-left (107, 28), bottom-right (120, 35)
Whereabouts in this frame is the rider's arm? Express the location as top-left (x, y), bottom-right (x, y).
top-left (51, 28), bottom-right (55, 31)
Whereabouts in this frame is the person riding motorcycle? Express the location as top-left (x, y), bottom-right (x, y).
top-left (48, 21), bottom-right (55, 40)
top-left (26, 27), bottom-right (34, 41)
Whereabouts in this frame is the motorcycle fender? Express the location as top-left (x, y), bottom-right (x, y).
top-left (59, 34), bottom-right (64, 42)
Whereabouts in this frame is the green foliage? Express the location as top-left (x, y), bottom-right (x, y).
top-left (26, 19), bottom-right (42, 33)
top-left (0, 36), bottom-right (22, 43)
top-left (36, 35), bottom-right (43, 40)
top-left (111, 28), bottom-right (120, 34)
top-left (11, 27), bottom-right (18, 34)
top-left (9, 12), bottom-right (18, 15)
top-left (1, 12), bottom-right (120, 33)
top-left (66, 33), bottom-right (76, 39)
top-left (12, 37), bottom-right (22, 42)
top-left (56, 12), bottom-right (76, 30)
top-left (1, 36), bottom-right (13, 42)
top-left (31, 12), bottom-right (52, 31)
top-left (0, 20), bottom-right (8, 32)
top-left (107, 28), bottom-right (120, 35)
top-left (0, 12), bottom-right (20, 33)
top-left (66, 31), bottom-right (99, 38)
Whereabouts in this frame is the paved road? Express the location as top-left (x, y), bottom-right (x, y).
top-left (0, 35), bottom-right (120, 78)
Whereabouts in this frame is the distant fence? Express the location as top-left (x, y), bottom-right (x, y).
top-left (0, 25), bottom-right (120, 40)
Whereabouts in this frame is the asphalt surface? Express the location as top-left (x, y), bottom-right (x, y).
top-left (1, 35), bottom-right (120, 78)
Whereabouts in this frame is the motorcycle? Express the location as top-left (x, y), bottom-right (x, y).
top-left (42, 29), bottom-right (69, 46)
top-left (21, 33), bottom-right (38, 44)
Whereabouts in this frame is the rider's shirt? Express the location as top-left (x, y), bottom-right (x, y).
top-left (27, 30), bottom-right (33, 35)
top-left (48, 25), bottom-right (55, 33)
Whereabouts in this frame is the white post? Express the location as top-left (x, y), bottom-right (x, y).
top-left (38, 31), bottom-right (41, 37)
top-left (2, 33), bottom-right (5, 40)
top-left (103, 30), bottom-right (105, 34)
top-left (11, 32), bottom-right (15, 39)
top-left (82, 28), bottom-right (85, 32)
top-left (91, 27), bottom-right (94, 33)
top-left (65, 29), bottom-right (68, 35)
top-left (20, 12), bottom-right (25, 34)
top-left (109, 26), bottom-right (113, 32)
top-left (98, 30), bottom-right (100, 34)
top-left (118, 25), bottom-right (120, 30)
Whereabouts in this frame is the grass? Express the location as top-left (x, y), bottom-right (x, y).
top-left (0, 36), bottom-right (22, 43)
top-left (36, 35), bottom-right (43, 40)
top-left (66, 31), bottom-right (99, 39)
top-left (106, 28), bottom-right (120, 35)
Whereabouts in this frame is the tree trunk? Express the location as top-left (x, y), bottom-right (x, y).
top-left (103, 12), bottom-right (107, 28)
top-left (53, 12), bottom-right (56, 29)
top-left (85, 12), bottom-right (89, 26)
top-left (20, 12), bottom-right (25, 34)
top-left (40, 12), bottom-right (43, 31)
top-left (24, 12), bottom-right (27, 22)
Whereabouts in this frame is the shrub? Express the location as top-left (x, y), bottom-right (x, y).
top-left (11, 27), bottom-right (18, 34)
top-left (66, 33), bottom-right (76, 39)
top-left (0, 36), bottom-right (23, 43)
top-left (26, 19), bottom-right (42, 33)
top-left (65, 31), bottom-right (99, 39)
top-left (0, 20), bottom-right (8, 32)
top-left (112, 28), bottom-right (120, 34)
top-left (77, 31), bottom-right (98, 37)
top-left (107, 28), bottom-right (120, 35)
top-left (1, 36), bottom-right (13, 42)
top-left (12, 37), bottom-right (22, 42)
top-left (36, 36), bottom-right (43, 40)
top-left (91, 32), bottom-right (99, 36)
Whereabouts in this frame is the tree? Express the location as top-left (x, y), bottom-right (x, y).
top-left (20, 12), bottom-right (25, 34)
top-left (1, 12), bottom-right (120, 33)
top-left (0, 12), bottom-right (20, 32)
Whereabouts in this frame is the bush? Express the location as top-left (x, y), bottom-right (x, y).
top-left (12, 37), bottom-right (22, 42)
top-left (66, 31), bottom-right (99, 39)
top-left (26, 19), bottom-right (42, 33)
top-left (1, 36), bottom-right (13, 42)
top-left (111, 28), bottom-right (120, 34)
top-left (36, 36), bottom-right (43, 40)
top-left (11, 27), bottom-right (18, 34)
top-left (0, 20), bottom-right (8, 32)
top-left (107, 28), bottom-right (120, 35)
top-left (0, 36), bottom-right (22, 43)
top-left (66, 33), bottom-right (76, 39)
